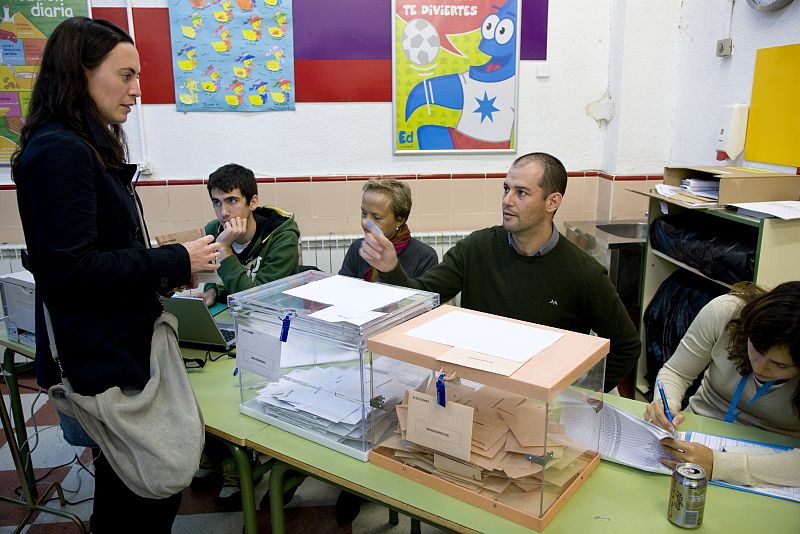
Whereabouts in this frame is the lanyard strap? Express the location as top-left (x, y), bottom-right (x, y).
top-left (725, 374), bottom-right (775, 423)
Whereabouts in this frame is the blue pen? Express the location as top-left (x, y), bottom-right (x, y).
top-left (656, 380), bottom-right (673, 424)
top-left (364, 218), bottom-right (384, 238)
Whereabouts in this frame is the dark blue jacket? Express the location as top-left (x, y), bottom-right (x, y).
top-left (14, 120), bottom-right (190, 395)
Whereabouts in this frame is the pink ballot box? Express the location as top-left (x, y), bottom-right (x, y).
top-left (366, 305), bottom-right (609, 532)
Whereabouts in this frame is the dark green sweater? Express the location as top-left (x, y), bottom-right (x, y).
top-left (380, 226), bottom-right (641, 391)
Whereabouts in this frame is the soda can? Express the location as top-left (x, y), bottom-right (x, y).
top-left (667, 463), bottom-right (706, 528)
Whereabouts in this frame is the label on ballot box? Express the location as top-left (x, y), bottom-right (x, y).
top-left (407, 391), bottom-right (474, 461)
top-left (236, 325), bottom-right (281, 381)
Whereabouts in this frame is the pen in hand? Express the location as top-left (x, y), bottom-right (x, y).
top-left (656, 379), bottom-right (674, 425)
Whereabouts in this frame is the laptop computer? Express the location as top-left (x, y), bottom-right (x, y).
top-left (160, 295), bottom-right (236, 351)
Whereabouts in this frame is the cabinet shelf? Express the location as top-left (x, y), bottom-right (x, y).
top-left (650, 249), bottom-right (733, 290)
top-left (635, 195), bottom-right (800, 396)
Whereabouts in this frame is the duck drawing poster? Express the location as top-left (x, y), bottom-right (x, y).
top-left (393, 0), bottom-right (521, 153)
top-left (167, 0), bottom-right (295, 112)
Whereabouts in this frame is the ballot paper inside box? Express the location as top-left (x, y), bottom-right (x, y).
top-left (228, 271), bottom-right (438, 461)
top-left (366, 305), bottom-right (608, 532)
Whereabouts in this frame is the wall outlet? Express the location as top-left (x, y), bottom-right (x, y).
top-left (138, 162), bottom-right (154, 175)
top-left (716, 38), bottom-right (733, 57)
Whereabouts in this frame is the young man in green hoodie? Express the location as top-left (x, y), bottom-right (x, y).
top-left (198, 163), bottom-right (299, 307)
top-left (194, 163), bottom-right (299, 509)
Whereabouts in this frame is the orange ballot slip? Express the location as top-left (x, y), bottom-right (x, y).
top-left (406, 391), bottom-right (474, 461)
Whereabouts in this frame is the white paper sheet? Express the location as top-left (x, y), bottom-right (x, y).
top-left (732, 201), bottom-right (800, 220)
top-left (283, 275), bottom-right (417, 312)
top-left (559, 399), bottom-right (673, 474)
top-left (236, 324), bottom-right (281, 381)
top-left (308, 305), bottom-right (386, 326)
top-left (406, 309), bottom-right (563, 362)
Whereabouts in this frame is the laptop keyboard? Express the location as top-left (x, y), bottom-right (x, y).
top-left (221, 329), bottom-right (236, 343)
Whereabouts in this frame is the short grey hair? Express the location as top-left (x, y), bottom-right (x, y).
top-left (362, 179), bottom-right (412, 221)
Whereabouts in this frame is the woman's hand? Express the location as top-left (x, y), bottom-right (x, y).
top-left (359, 219), bottom-right (398, 273)
top-left (660, 437), bottom-right (714, 479)
top-left (644, 400), bottom-right (685, 432)
top-left (182, 235), bottom-right (222, 273)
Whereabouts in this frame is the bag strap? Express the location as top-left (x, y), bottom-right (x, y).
top-left (42, 302), bottom-right (66, 379)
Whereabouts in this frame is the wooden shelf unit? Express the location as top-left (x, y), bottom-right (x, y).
top-left (635, 195), bottom-right (800, 394)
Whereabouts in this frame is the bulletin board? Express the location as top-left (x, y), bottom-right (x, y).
top-left (744, 43), bottom-right (800, 167)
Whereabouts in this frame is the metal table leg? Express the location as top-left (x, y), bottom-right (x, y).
top-left (223, 442), bottom-right (258, 534)
top-left (3, 347), bottom-right (37, 498)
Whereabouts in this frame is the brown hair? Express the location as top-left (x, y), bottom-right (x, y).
top-left (11, 17), bottom-right (134, 172)
top-left (726, 281), bottom-right (800, 415)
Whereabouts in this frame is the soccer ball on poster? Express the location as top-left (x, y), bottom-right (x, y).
top-left (400, 18), bottom-right (440, 66)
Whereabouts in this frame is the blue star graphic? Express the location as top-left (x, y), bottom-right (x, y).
top-left (473, 91), bottom-right (499, 123)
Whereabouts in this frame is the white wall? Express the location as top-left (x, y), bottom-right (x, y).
top-left (669, 0), bottom-right (800, 172)
top-left (1, 0), bottom-right (797, 185)
top-left (0, 0), bottom-right (613, 183)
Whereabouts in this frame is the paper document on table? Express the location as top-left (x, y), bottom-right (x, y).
top-left (682, 431), bottom-right (800, 502)
top-left (732, 201), bottom-right (800, 220)
top-left (406, 309), bottom-right (563, 363)
top-left (283, 275), bottom-right (416, 312)
top-left (437, 347), bottom-right (522, 376)
top-left (308, 305), bottom-right (386, 326)
top-left (558, 399), bottom-right (673, 474)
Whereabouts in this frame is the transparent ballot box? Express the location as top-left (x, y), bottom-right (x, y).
top-left (366, 305), bottom-right (607, 531)
top-left (229, 271), bottom-right (438, 460)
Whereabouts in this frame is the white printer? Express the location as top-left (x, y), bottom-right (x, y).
top-left (0, 270), bottom-right (36, 347)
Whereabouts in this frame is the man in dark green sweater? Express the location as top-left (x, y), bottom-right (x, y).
top-left (359, 152), bottom-right (640, 392)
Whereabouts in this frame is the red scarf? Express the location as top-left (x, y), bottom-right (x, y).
top-left (363, 223), bottom-right (411, 282)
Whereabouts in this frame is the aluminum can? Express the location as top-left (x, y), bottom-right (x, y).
top-left (667, 463), bottom-right (706, 528)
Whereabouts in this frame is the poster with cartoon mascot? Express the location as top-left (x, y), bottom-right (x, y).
top-left (393, 0), bottom-right (520, 153)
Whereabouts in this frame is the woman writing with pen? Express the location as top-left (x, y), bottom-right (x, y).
top-left (644, 281), bottom-right (800, 487)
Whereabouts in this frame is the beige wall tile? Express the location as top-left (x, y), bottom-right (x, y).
top-left (308, 216), bottom-right (350, 235)
top-left (597, 210), bottom-right (610, 221)
top-left (137, 186), bottom-right (170, 222)
top-left (0, 226), bottom-right (24, 244)
top-left (583, 176), bottom-right (599, 211)
top-left (169, 184), bottom-right (210, 222)
top-left (275, 182), bottom-right (312, 217)
top-left (449, 213), bottom-right (485, 232)
top-left (413, 214), bottom-right (451, 232)
top-left (345, 181), bottom-right (366, 216)
top-left (483, 178), bottom-right (504, 212)
top-left (450, 180), bottom-right (485, 214)
top-left (483, 213), bottom-right (501, 228)
top-left (345, 215), bottom-right (364, 235)
top-left (0, 190), bottom-right (20, 227)
top-left (610, 181), bottom-right (648, 220)
top-left (560, 177), bottom-right (584, 211)
top-left (257, 182), bottom-right (277, 206)
top-left (408, 180), bottom-right (451, 215)
top-left (311, 182), bottom-right (349, 217)
top-left (597, 179), bottom-right (613, 215)
top-left (293, 216), bottom-right (312, 237)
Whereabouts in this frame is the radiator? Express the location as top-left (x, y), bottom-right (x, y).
top-left (299, 231), bottom-right (469, 273)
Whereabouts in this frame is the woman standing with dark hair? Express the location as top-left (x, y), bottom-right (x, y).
top-left (12, 17), bottom-right (220, 532)
top-left (644, 281), bottom-right (800, 487)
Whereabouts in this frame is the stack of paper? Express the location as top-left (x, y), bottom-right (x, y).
top-left (254, 366), bottom-right (409, 445)
top-left (377, 381), bottom-right (593, 515)
top-left (680, 178), bottom-right (720, 200)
